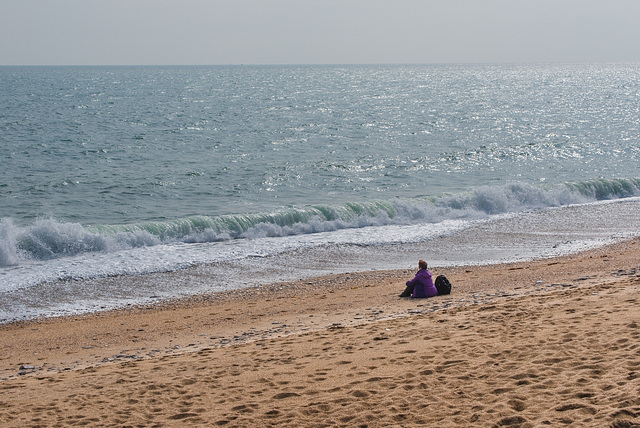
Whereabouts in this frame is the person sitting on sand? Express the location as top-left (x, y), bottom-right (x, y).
top-left (399, 260), bottom-right (438, 298)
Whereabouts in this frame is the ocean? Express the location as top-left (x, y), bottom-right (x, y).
top-left (1, 63), bottom-right (639, 322)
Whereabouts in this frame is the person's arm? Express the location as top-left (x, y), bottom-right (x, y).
top-left (406, 272), bottom-right (420, 286)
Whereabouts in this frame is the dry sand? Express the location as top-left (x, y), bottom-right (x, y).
top-left (1, 239), bottom-right (640, 427)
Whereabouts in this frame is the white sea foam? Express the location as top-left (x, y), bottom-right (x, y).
top-left (2, 197), bottom-right (640, 322)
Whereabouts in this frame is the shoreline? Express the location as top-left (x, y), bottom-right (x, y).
top-left (2, 238), bottom-right (639, 375)
top-left (1, 238), bottom-right (639, 426)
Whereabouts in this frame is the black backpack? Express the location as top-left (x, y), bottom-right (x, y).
top-left (435, 275), bottom-right (452, 295)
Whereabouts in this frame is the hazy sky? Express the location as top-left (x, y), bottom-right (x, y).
top-left (2, 0), bottom-right (639, 66)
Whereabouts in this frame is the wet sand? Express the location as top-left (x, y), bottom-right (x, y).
top-left (1, 239), bottom-right (639, 427)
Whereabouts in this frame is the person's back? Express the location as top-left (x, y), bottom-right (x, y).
top-left (411, 268), bottom-right (438, 298)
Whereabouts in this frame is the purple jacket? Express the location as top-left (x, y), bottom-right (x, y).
top-left (407, 269), bottom-right (438, 298)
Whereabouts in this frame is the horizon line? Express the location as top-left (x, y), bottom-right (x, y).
top-left (2, 60), bottom-right (639, 67)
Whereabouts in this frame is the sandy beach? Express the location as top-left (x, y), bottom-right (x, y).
top-left (1, 240), bottom-right (640, 427)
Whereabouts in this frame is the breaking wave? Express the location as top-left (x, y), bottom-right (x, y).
top-left (2, 178), bottom-right (639, 268)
